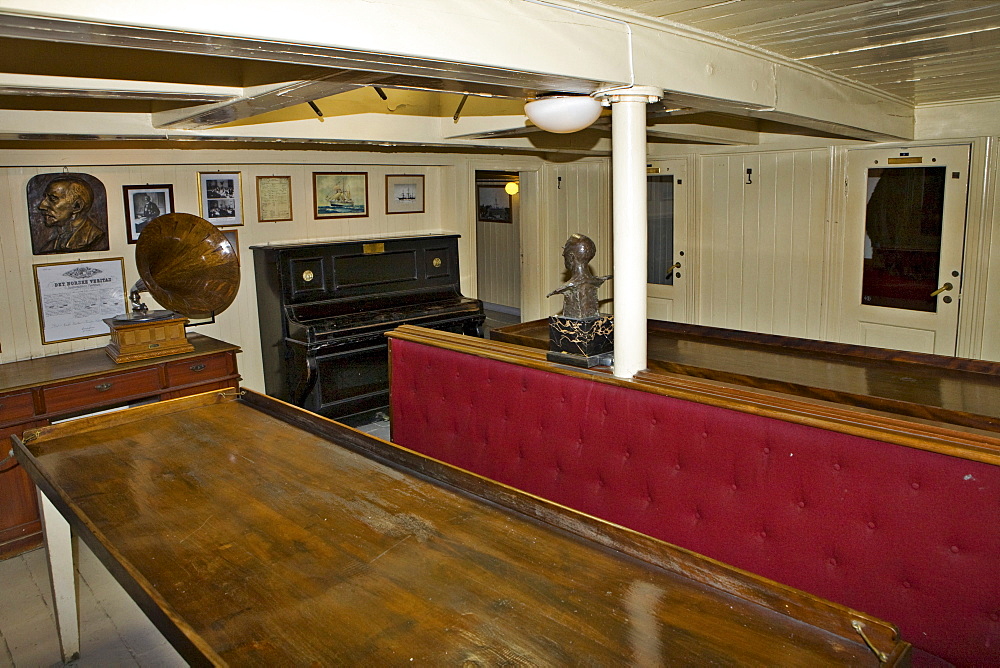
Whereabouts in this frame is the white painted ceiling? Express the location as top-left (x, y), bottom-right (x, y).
top-left (1, 1), bottom-right (996, 149)
top-left (597, 0), bottom-right (1000, 106)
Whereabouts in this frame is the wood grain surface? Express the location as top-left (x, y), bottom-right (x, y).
top-left (490, 318), bottom-right (1000, 433)
top-left (15, 390), bottom-right (907, 666)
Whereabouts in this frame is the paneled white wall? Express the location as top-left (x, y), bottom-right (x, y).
top-left (475, 176), bottom-right (520, 310)
top-left (542, 160), bottom-right (612, 316)
top-left (697, 149), bottom-right (830, 339)
top-left (0, 148), bottom-right (545, 392)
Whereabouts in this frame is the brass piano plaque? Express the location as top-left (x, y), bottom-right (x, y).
top-left (432, 257), bottom-right (442, 268)
top-left (302, 269), bottom-right (314, 282)
top-left (888, 156), bottom-right (922, 164)
top-left (363, 243), bottom-right (385, 254)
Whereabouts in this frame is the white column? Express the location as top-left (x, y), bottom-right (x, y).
top-left (598, 86), bottom-right (662, 379)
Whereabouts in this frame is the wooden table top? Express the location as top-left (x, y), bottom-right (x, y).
top-left (14, 390), bottom-right (908, 666)
top-left (0, 334), bottom-right (240, 395)
top-left (491, 319), bottom-right (1000, 433)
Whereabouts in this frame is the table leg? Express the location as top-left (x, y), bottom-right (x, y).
top-left (37, 489), bottom-right (80, 663)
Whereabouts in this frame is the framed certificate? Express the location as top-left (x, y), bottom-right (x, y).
top-left (256, 175), bottom-right (293, 222)
top-left (33, 258), bottom-right (127, 344)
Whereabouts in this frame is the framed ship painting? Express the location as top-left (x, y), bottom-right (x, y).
top-left (313, 172), bottom-right (368, 219)
top-left (385, 174), bottom-right (424, 214)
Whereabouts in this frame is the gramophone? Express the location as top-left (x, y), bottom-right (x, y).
top-left (105, 213), bottom-right (240, 363)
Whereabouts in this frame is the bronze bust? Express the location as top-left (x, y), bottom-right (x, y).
top-left (547, 233), bottom-right (611, 319)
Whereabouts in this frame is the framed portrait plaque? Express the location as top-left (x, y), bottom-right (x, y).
top-left (33, 258), bottom-right (127, 344)
top-left (199, 171), bottom-right (243, 226)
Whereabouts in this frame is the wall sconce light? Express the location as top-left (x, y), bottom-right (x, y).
top-left (524, 94), bottom-right (602, 133)
top-left (505, 181), bottom-right (520, 196)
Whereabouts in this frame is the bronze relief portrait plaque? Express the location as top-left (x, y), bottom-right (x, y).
top-left (27, 172), bottom-right (110, 255)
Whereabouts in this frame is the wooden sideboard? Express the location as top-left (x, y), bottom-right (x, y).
top-left (0, 334), bottom-right (240, 559)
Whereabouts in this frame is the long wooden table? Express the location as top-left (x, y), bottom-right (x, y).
top-left (492, 319), bottom-right (1000, 434)
top-left (13, 389), bottom-right (910, 666)
top-left (0, 334), bottom-right (240, 559)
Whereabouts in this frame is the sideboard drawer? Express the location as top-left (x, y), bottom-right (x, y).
top-left (43, 369), bottom-right (161, 414)
top-left (165, 353), bottom-right (233, 388)
top-left (0, 392), bottom-right (34, 425)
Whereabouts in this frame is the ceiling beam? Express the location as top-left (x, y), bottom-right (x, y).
top-left (0, 73), bottom-right (239, 101)
top-left (153, 80), bottom-right (363, 129)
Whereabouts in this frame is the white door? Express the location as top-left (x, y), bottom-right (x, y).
top-left (647, 160), bottom-right (689, 322)
top-left (841, 144), bottom-right (969, 354)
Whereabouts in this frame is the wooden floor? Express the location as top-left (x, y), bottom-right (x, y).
top-left (0, 542), bottom-right (185, 668)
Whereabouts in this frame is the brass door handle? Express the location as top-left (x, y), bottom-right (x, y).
top-left (665, 262), bottom-right (681, 280)
top-left (930, 282), bottom-right (953, 297)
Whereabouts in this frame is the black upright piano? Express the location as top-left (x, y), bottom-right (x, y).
top-left (252, 234), bottom-right (485, 424)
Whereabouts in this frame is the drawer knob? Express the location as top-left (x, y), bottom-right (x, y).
top-left (189, 363), bottom-right (207, 372)
top-left (95, 382), bottom-right (112, 392)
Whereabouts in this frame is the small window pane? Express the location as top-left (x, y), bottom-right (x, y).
top-left (861, 166), bottom-right (945, 312)
top-left (647, 175), bottom-right (675, 286)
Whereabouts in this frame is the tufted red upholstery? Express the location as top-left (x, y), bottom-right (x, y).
top-left (390, 338), bottom-right (1000, 667)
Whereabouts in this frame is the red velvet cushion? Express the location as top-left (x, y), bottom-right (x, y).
top-left (390, 339), bottom-right (1000, 667)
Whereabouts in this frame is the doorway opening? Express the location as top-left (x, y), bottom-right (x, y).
top-left (475, 170), bottom-right (522, 335)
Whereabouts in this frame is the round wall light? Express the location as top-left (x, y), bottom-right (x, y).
top-left (524, 94), bottom-right (602, 134)
top-left (504, 181), bottom-right (519, 196)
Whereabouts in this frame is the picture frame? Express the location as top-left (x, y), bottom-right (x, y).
top-left (27, 172), bottom-right (110, 255)
top-left (476, 183), bottom-right (513, 223)
top-left (313, 172), bottom-right (368, 219)
top-left (385, 174), bottom-right (425, 214)
top-left (123, 184), bottom-right (174, 243)
top-left (222, 229), bottom-right (239, 258)
top-left (199, 171), bottom-right (243, 226)
top-left (33, 258), bottom-right (126, 344)
top-left (256, 175), bottom-right (293, 222)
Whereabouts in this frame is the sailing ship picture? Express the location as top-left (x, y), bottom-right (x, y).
top-left (385, 174), bottom-right (425, 214)
top-left (314, 172), bottom-right (368, 219)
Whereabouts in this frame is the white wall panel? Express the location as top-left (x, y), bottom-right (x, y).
top-left (542, 161), bottom-right (611, 317)
top-left (0, 148), bottom-right (550, 394)
top-left (697, 149), bottom-right (829, 339)
top-left (475, 177), bottom-right (520, 310)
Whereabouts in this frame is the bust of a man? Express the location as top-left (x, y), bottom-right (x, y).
top-left (36, 177), bottom-right (106, 253)
top-left (546, 233), bottom-right (611, 319)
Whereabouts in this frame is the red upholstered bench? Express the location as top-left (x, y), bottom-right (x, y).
top-left (387, 327), bottom-right (1000, 667)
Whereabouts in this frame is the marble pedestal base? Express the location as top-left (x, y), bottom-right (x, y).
top-left (547, 314), bottom-right (613, 368)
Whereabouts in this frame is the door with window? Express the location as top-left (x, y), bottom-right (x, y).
top-left (841, 144), bottom-right (969, 354)
top-left (647, 160), bottom-right (688, 322)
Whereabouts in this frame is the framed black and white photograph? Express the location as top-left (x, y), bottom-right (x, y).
top-left (313, 172), bottom-right (368, 219)
top-left (123, 184), bottom-right (174, 243)
top-left (199, 171), bottom-right (243, 226)
top-left (476, 184), bottom-right (513, 223)
top-left (33, 258), bottom-right (126, 344)
top-left (385, 174), bottom-right (425, 214)
top-left (222, 229), bottom-right (239, 258)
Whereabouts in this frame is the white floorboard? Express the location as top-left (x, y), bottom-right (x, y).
top-left (0, 543), bottom-right (186, 667)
